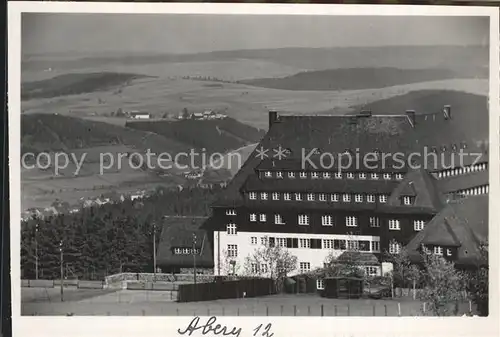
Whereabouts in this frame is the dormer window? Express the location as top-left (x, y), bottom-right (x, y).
top-left (259, 214), bottom-right (267, 222)
top-left (299, 172), bottom-right (307, 179)
top-left (359, 173), bottom-right (367, 180)
top-left (354, 194), bottom-right (363, 203)
top-left (249, 192), bottom-right (257, 200)
top-left (295, 193), bottom-right (302, 201)
top-left (346, 172), bottom-right (354, 179)
top-left (395, 173), bottom-right (404, 180)
top-left (371, 173), bottom-right (379, 180)
top-left (307, 193), bottom-right (315, 201)
top-left (367, 194), bottom-right (375, 203)
top-left (284, 193), bottom-right (291, 201)
top-left (343, 194), bottom-right (351, 202)
top-left (383, 173), bottom-right (391, 180)
top-left (414, 220), bottom-right (425, 231)
top-left (260, 192), bottom-right (268, 200)
top-left (265, 171), bottom-right (272, 178)
top-left (402, 196), bottom-right (412, 205)
top-left (319, 193), bottom-right (326, 201)
top-left (434, 246), bottom-right (443, 256)
top-left (226, 209), bottom-right (237, 216)
top-left (331, 193), bottom-right (339, 202)
top-left (272, 192), bottom-right (280, 200)
top-left (379, 195), bottom-right (388, 203)
top-left (250, 213), bottom-right (257, 222)
top-left (323, 172), bottom-right (331, 179)
top-left (288, 172), bottom-right (296, 179)
top-left (446, 248), bottom-right (453, 256)
top-left (311, 172), bottom-right (319, 179)
top-left (276, 171), bottom-right (283, 179)
top-left (441, 145), bottom-right (447, 152)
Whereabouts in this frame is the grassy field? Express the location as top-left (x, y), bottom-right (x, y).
top-left (21, 288), bottom-right (476, 317)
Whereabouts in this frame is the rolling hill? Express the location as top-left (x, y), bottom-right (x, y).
top-left (21, 72), bottom-right (153, 100)
top-left (239, 67), bottom-right (487, 91)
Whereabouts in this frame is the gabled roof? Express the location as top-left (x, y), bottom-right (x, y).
top-left (405, 195), bottom-right (488, 266)
top-left (156, 216), bottom-right (214, 268)
top-left (387, 168), bottom-right (443, 212)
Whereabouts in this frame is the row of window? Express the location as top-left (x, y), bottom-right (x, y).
top-left (249, 236), bottom-right (381, 252)
top-left (173, 248), bottom-right (200, 255)
top-left (422, 244), bottom-right (453, 256)
top-left (248, 192), bottom-right (390, 203)
top-left (250, 263), bottom-right (269, 274)
top-left (239, 214), bottom-right (426, 231)
top-left (456, 185), bottom-right (489, 197)
top-left (434, 163), bottom-right (487, 179)
top-left (262, 171), bottom-right (404, 181)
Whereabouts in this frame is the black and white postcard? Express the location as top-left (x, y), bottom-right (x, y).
top-left (8, 2), bottom-right (500, 337)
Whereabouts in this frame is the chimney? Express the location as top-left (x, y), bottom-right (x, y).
top-left (406, 110), bottom-right (416, 127)
top-left (443, 105), bottom-right (451, 120)
top-left (269, 110), bottom-right (278, 128)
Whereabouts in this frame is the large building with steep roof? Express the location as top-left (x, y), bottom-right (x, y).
top-left (204, 102), bottom-right (488, 278)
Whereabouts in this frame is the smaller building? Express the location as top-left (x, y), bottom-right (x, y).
top-left (156, 216), bottom-right (214, 274)
top-left (129, 111), bottom-right (151, 119)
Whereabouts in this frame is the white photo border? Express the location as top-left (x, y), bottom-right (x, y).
top-left (8, 2), bottom-right (500, 337)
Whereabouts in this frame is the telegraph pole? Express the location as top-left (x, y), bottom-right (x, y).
top-left (153, 222), bottom-right (157, 282)
top-left (35, 224), bottom-right (39, 280)
top-left (192, 233), bottom-right (197, 285)
top-left (59, 241), bottom-right (64, 302)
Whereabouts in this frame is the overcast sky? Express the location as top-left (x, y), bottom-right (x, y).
top-left (22, 14), bottom-right (489, 55)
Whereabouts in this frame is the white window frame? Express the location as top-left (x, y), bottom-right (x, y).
top-left (323, 172), bottom-right (331, 179)
top-left (299, 262), bottom-right (311, 273)
top-left (288, 172), bottom-right (296, 179)
top-left (343, 194), bottom-right (351, 202)
top-left (227, 223), bottom-right (237, 235)
top-left (367, 194), bottom-right (375, 203)
top-left (227, 244), bottom-right (238, 258)
top-left (446, 248), bottom-right (453, 256)
top-left (316, 279), bottom-right (325, 290)
top-left (275, 214), bottom-right (284, 225)
top-left (355, 194), bottom-right (363, 203)
top-left (311, 172), bottom-right (319, 179)
top-left (226, 209), bottom-right (237, 216)
top-left (369, 216), bottom-right (380, 227)
top-left (250, 213), bottom-right (257, 222)
top-left (276, 238), bottom-right (287, 248)
top-left (403, 196), bottom-right (412, 205)
top-left (389, 219), bottom-right (401, 230)
top-left (383, 173), bottom-right (392, 180)
top-left (299, 238), bottom-right (311, 249)
top-left (307, 193), bottom-right (315, 201)
top-left (259, 214), bottom-right (267, 222)
top-left (261, 237), bottom-right (267, 246)
top-left (251, 237), bottom-right (258, 245)
top-left (322, 239), bottom-right (334, 249)
top-left (331, 194), bottom-right (339, 202)
top-left (322, 215), bottom-right (333, 227)
top-left (299, 172), bottom-right (307, 179)
top-left (284, 193), bottom-right (291, 201)
top-left (379, 195), bottom-right (388, 203)
top-left (345, 216), bottom-right (358, 227)
top-left (346, 172), bottom-right (355, 179)
top-left (319, 193), bottom-right (327, 202)
top-left (434, 246), bottom-right (443, 256)
top-left (249, 192), bottom-right (257, 200)
top-left (335, 172), bottom-right (342, 179)
top-left (371, 241), bottom-right (380, 252)
top-left (371, 173), bottom-right (379, 180)
top-left (395, 173), bottom-right (404, 180)
top-left (298, 214), bottom-right (309, 226)
top-left (276, 171), bottom-right (283, 179)
top-left (414, 220), bottom-right (425, 231)
top-left (295, 193), bottom-right (302, 201)
top-left (261, 264), bottom-right (268, 273)
top-left (272, 192), bottom-right (280, 200)
top-left (389, 242), bottom-right (401, 254)
top-left (264, 171), bottom-right (272, 178)
top-left (359, 173), bottom-right (367, 180)
top-left (261, 192), bottom-right (268, 200)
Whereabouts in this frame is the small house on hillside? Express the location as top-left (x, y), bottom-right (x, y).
top-left (156, 216), bottom-right (214, 274)
top-left (128, 111), bottom-right (151, 119)
top-left (190, 112), bottom-right (204, 120)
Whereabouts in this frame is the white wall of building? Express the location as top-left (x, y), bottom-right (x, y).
top-left (213, 231), bottom-right (381, 277)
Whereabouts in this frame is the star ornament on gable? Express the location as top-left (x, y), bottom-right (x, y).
top-left (255, 146), bottom-right (269, 160)
top-left (273, 145), bottom-right (288, 160)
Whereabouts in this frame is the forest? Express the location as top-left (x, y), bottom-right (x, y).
top-left (20, 186), bottom-right (222, 280)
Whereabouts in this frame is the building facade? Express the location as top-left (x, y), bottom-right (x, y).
top-left (205, 105), bottom-right (489, 279)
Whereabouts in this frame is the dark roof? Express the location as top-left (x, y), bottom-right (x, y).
top-left (156, 216), bottom-right (214, 268)
top-left (387, 168), bottom-right (443, 212)
top-left (255, 157), bottom-right (408, 172)
top-left (405, 195), bottom-right (488, 266)
top-left (336, 251), bottom-right (380, 265)
top-left (213, 106), bottom-right (488, 207)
